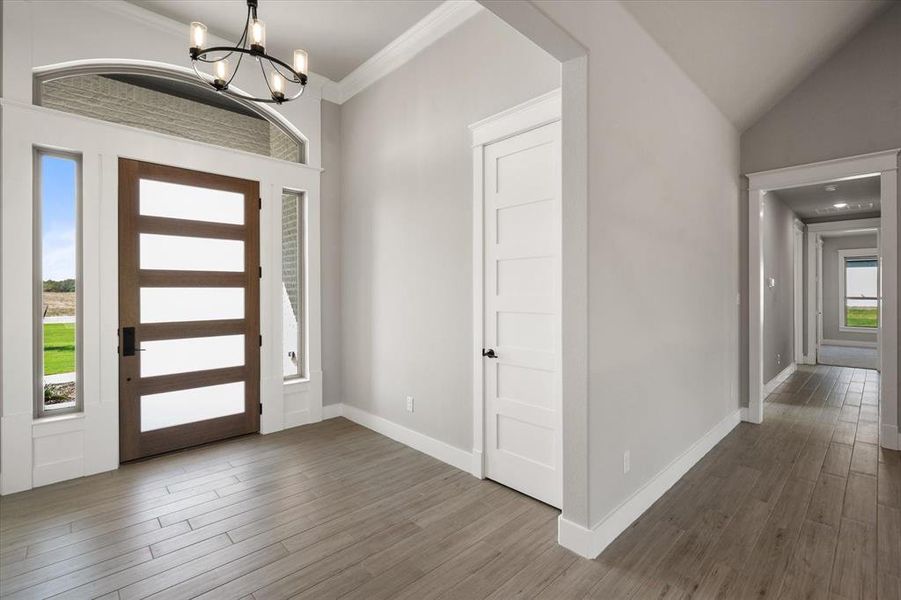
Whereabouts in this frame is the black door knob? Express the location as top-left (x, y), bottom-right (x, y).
top-left (482, 348), bottom-right (497, 358)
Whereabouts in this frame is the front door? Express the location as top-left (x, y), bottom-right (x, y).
top-left (482, 121), bottom-right (562, 508)
top-left (118, 159), bottom-right (260, 461)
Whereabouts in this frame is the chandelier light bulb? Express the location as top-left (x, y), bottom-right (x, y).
top-left (270, 70), bottom-right (286, 101)
top-left (213, 59), bottom-right (230, 86)
top-left (250, 18), bottom-right (266, 51)
top-left (293, 49), bottom-right (308, 75)
top-left (190, 22), bottom-right (207, 50)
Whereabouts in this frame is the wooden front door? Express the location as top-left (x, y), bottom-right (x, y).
top-left (118, 159), bottom-right (260, 461)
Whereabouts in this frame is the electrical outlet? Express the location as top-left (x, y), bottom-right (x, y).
top-left (623, 450), bottom-right (630, 474)
top-left (777, 353), bottom-right (782, 366)
top-left (406, 396), bottom-right (414, 412)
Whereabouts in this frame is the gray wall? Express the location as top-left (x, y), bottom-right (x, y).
top-left (740, 4), bottom-right (901, 408)
top-left (762, 193), bottom-right (797, 382)
top-left (821, 233), bottom-right (879, 344)
top-left (337, 11), bottom-right (560, 450)
top-left (533, 0), bottom-right (741, 526)
top-left (321, 100), bottom-right (342, 406)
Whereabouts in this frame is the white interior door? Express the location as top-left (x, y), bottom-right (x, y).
top-left (483, 121), bottom-right (562, 508)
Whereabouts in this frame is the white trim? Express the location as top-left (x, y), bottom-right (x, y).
top-left (764, 362), bottom-right (797, 397)
top-left (806, 218), bottom-right (881, 234)
top-left (821, 338), bottom-right (879, 349)
top-left (470, 91), bottom-right (563, 504)
top-left (747, 149), bottom-right (899, 443)
top-left (837, 247), bottom-right (878, 332)
top-left (339, 404), bottom-right (474, 474)
top-left (325, 1), bottom-right (483, 104)
top-left (559, 409), bottom-right (741, 558)
top-left (793, 221), bottom-right (804, 364)
top-left (747, 149), bottom-right (899, 191)
top-left (469, 89), bottom-right (562, 146)
top-left (881, 423), bottom-right (901, 451)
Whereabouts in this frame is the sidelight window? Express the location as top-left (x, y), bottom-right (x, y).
top-left (35, 150), bottom-right (82, 416)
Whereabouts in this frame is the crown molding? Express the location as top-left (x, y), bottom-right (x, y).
top-left (324, 0), bottom-right (483, 105)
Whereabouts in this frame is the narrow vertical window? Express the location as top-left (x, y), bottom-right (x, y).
top-left (843, 256), bottom-right (878, 329)
top-left (36, 151), bottom-right (81, 415)
top-left (282, 190), bottom-right (304, 379)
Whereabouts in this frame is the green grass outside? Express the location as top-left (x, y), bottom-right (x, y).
top-left (44, 323), bottom-right (75, 376)
top-left (846, 307), bottom-right (878, 329)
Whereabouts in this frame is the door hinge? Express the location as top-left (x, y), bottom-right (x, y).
top-left (259, 403), bottom-right (263, 415)
top-left (258, 266), bottom-right (262, 278)
top-left (259, 335), bottom-right (263, 347)
top-left (259, 198), bottom-right (262, 210)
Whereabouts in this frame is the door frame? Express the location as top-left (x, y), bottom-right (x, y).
top-left (807, 219), bottom-right (881, 360)
top-left (746, 149), bottom-right (899, 451)
top-left (470, 89), bottom-right (562, 479)
top-left (792, 219), bottom-right (804, 365)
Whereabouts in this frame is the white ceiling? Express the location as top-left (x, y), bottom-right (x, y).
top-left (621, 0), bottom-right (889, 130)
top-left (128, 0), bottom-right (443, 81)
top-left (773, 175), bottom-right (881, 220)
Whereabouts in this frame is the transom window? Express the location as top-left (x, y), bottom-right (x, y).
top-left (34, 68), bottom-right (305, 163)
top-left (840, 250), bottom-right (878, 330)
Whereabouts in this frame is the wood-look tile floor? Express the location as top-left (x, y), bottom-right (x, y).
top-left (1, 364), bottom-right (899, 599)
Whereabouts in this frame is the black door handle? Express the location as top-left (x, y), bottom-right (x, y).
top-left (482, 348), bottom-right (497, 358)
top-left (121, 327), bottom-right (146, 356)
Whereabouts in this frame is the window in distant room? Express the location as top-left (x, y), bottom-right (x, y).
top-left (841, 253), bottom-right (878, 330)
top-left (282, 190), bottom-right (304, 379)
top-left (35, 150), bottom-right (82, 416)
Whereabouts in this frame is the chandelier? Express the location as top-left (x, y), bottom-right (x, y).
top-left (189, 0), bottom-right (308, 104)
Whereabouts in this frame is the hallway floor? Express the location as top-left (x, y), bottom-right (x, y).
top-left (819, 344), bottom-right (880, 370)
top-left (0, 364), bottom-right (898, 599)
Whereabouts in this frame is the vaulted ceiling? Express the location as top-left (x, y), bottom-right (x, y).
top-left (621, 0), bottom-right (889, 130)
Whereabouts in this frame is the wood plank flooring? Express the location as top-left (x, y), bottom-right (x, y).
top-left (1, 364), bottom-right (899, 599)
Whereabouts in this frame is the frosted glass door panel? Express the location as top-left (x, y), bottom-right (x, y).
top-left (140, 179), bottom-right (244, 224)
top-left (141, 335), bottom-right (244, 377)
top-left (141, 287), bottom-right (244, 323)
top-left (140, 234), bottom-right (244, 272)
top-left (141, 382), bottom-right (244, 431)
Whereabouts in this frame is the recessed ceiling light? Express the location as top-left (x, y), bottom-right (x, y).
top-left (833, 202), bottom-right (848, 208)
top-left (825, 185), bottom-right (837, 192)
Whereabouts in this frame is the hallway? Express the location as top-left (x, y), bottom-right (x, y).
top-left (0, 364), bottom-right (898, 599)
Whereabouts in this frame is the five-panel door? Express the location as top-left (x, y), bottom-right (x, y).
top-left (118, 159), bottom-right (260, 461)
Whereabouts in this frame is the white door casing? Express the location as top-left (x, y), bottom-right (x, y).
top-left (481, 120), bottom-right (562, 508)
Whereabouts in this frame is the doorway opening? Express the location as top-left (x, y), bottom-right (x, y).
top-left (747, 150), bottom-right (899, 451)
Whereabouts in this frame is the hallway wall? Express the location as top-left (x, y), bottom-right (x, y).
top-left (762, 193), bottom-right (798, 382)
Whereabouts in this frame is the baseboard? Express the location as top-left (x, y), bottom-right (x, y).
top-left (882, 423), bottom-right (901, 451)
top-left (333, 403), bottom-right (474, 473)
top-left (557, 409), bottom-right (742, 559)
top-left (764, 362), bottom-right (797, 395)
top-left (821, 338), bottom-right (878, 349)
top-left (322, 403), bottom-right (343, 420)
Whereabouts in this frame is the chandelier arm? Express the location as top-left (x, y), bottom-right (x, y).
top-left (267, 58), bottom-right (302, 85)
top-left (259, 53), bottom-right (276, 97)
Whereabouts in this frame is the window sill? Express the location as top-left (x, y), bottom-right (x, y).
top-left (34, 411), bottom-right (84, 425)
top-left (283, 377), bottom-right (310, 388)
top-left (839, 326), bottom-right (878, 333)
